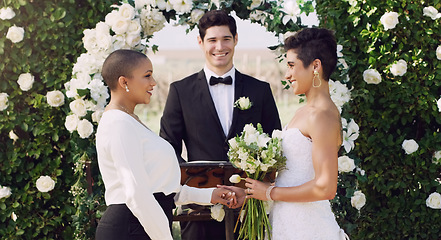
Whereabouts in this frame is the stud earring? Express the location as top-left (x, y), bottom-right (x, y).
top-left (312, 70), bottom-right (322, 88)
top-left (125, 85), bottom-right (130, 92)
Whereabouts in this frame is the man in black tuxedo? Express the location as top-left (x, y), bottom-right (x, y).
top-left (160, 10), bottom-right (281, 240)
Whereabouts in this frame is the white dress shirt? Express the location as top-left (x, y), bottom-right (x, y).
top-left (204, 66), bottom-right (235, 136)
top-left (96, 110), bottom-right (214, 240)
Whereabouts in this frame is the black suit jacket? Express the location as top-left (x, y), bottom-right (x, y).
top-left (160, 69), bottom-right (281, 162)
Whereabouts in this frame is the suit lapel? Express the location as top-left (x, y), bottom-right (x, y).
top-left (196, 70), bottom-right (226, 138)
top-left (227, 71), bottom-right (244, 139)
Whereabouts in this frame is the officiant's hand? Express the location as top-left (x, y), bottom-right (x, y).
top-left (216, 185), bottom-right (246, 209)
top-left (244, 178), bottom-right (273, 201)
top-left (211, 188), bottom-right (237, 208)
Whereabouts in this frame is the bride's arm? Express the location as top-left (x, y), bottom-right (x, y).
top-left (247, 110), bottom-right (340, 202)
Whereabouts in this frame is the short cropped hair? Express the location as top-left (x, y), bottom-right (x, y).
top-left (198, 10), bottom-right (237, 40)
top-left (284, 28), bottom-right (337, 80)
top-left (101, 49), bottom-right (147, 90)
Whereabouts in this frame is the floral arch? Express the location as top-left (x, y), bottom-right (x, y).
top-left (61, 0), bottom-right (367, 238)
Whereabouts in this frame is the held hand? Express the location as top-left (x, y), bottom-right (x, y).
top-left (244, 178), bottom-right (273, 201)
top-left (211, 188), bottom-right (236, 208)
top-left (216, 185), bottom-right (246, 209)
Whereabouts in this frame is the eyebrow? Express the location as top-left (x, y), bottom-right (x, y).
top-left (144, 70), bottom-right (153, 74)
top-left (206, 35), bottom-right (233, 40)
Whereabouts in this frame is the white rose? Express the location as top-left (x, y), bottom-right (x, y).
top-left (235, 97), bottom-right (252, 110)
top-left (17, 73), bottom-right (34, 91)
top-left (0, 92), bottom-right (9, 111)
top-left (426, 192), bottom-right (441, 209)
top-left (69, 99), bottom-right (87, 117)
top-left (190, 9), bottom-right (205, 23)
top-left (229, 174), bottom-right (242, 184)
top-left (271, 129), bottom-right (282, 139)
top-left (126, 34), bottom-right (142, 48)
top-left (104, 10), bottom-right (119, 27)
top-left (127, 19), bottom-right (142, 36)
top-left (0, 186), bottom-right (12, 199)
top-left (92, 110), bottom-right (104, 123)
top-left (65, 114), bottom-right (80, 132)
top-left (9, 130), bottom-right (18, 141)
top-left (351, 190), bottom-right (366, 210)
top-left (211, 204), bottom-right (225, 222)
top-left (423, 6), bottom-right (441, 20)
top-left (36, 176), bottom-right (55, 192)
top-left (437, 98), bottom-right (441, 112)
top-left (0, 7), bottom-right (15, 20)
top-left (380, 12), bottom-right (399, 30)
top-left (390, 59), bottom-right (407, 76)
top-left (402, 139), bottom-right (419, 154)
top-left (169, 0), bottom-right (193, 14)
top-left (433, 151), bottom-right (441, 164)
top-left (111, 17), bottom-right (130, 35)
top-left (118, 3), bottom-right (136, 20)
top-left (363, 69), bottom-right (382, 84)
top-left (338, 156), bottom-right (356, 173)
top-left (6, 25), bottom-right (25, 43)
top-left (77, 119), bottom-right (94, 139)
top-left (46, 90), bottom-right (65, 107)
top-left (436, 45), bottom-right (441, 60)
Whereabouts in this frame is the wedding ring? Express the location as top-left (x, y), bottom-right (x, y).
top-left (247, 188), bottom-right (251, 194)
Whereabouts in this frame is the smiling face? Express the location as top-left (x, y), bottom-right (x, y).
top-left (198, 25), bottom-right (237, 75)
top-left (285, 49), bottom-right (315, 95)
top-left (126, 58), bottom-right (156, 105)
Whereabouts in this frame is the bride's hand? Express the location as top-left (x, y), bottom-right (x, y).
top-left (245, 178), bottom-right (273, 201)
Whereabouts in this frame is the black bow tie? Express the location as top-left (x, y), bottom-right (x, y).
top-left (209, 76), bottom-right (233, 86)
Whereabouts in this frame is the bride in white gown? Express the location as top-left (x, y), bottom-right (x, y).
top-left (240, 28), bottom-right (348, 239)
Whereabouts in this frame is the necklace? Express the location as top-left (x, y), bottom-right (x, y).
top-left (109, 103), bottom-right (150, 131)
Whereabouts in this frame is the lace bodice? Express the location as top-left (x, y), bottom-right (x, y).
top-left (270, 127), bottom-right (348, 240)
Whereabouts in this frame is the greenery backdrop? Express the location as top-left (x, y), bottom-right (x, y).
top-left (316, 0), bottom-right (441, 239)
top-left (0, 0), bottom-right (440, 239)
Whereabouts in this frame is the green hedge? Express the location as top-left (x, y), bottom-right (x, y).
top-left (316, 0), bottom-right (441, 239)
top-left (0, 0), bottom-right (112, 239)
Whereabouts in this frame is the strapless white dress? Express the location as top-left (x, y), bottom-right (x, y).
top-left (270, 128), bottom-right (348, 240)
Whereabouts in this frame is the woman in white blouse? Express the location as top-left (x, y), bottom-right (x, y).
top-left (95, 49), bottom-right (236, 240)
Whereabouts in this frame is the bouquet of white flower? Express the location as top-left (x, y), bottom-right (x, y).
top-left (228, 123), bottom-right (286, 240)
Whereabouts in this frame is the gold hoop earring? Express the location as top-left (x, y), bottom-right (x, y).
top-left (125, 85), bottom-right (130, 92)
top-left (312, 70), bottom-right (322, 88)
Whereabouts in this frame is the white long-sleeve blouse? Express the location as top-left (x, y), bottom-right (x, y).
top-left (96, 110), bottom-right (214, 240)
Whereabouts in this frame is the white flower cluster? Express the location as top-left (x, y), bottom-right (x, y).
top-left (228, 123), bottom-right (286, 175)
top-left (329, 79), bottom-right (351, 113)
top-left (1, 7), bottom-right (25, 44)
top-left (341, 118), bottom-right (359, 153)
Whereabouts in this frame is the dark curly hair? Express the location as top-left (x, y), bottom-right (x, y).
top-left (284, 28), bottom-right (337, 80)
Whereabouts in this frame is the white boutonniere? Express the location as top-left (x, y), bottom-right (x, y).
top-left (234, 97), bottom-right (252, 110)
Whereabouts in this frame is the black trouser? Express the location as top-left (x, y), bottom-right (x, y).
top-left (96, 193), bottom-right (175, 240)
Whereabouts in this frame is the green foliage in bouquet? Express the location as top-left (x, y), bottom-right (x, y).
top-left (228, 123), bottom-right (286, 240)
top-left (316, 0), bottom-right (441, 239)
